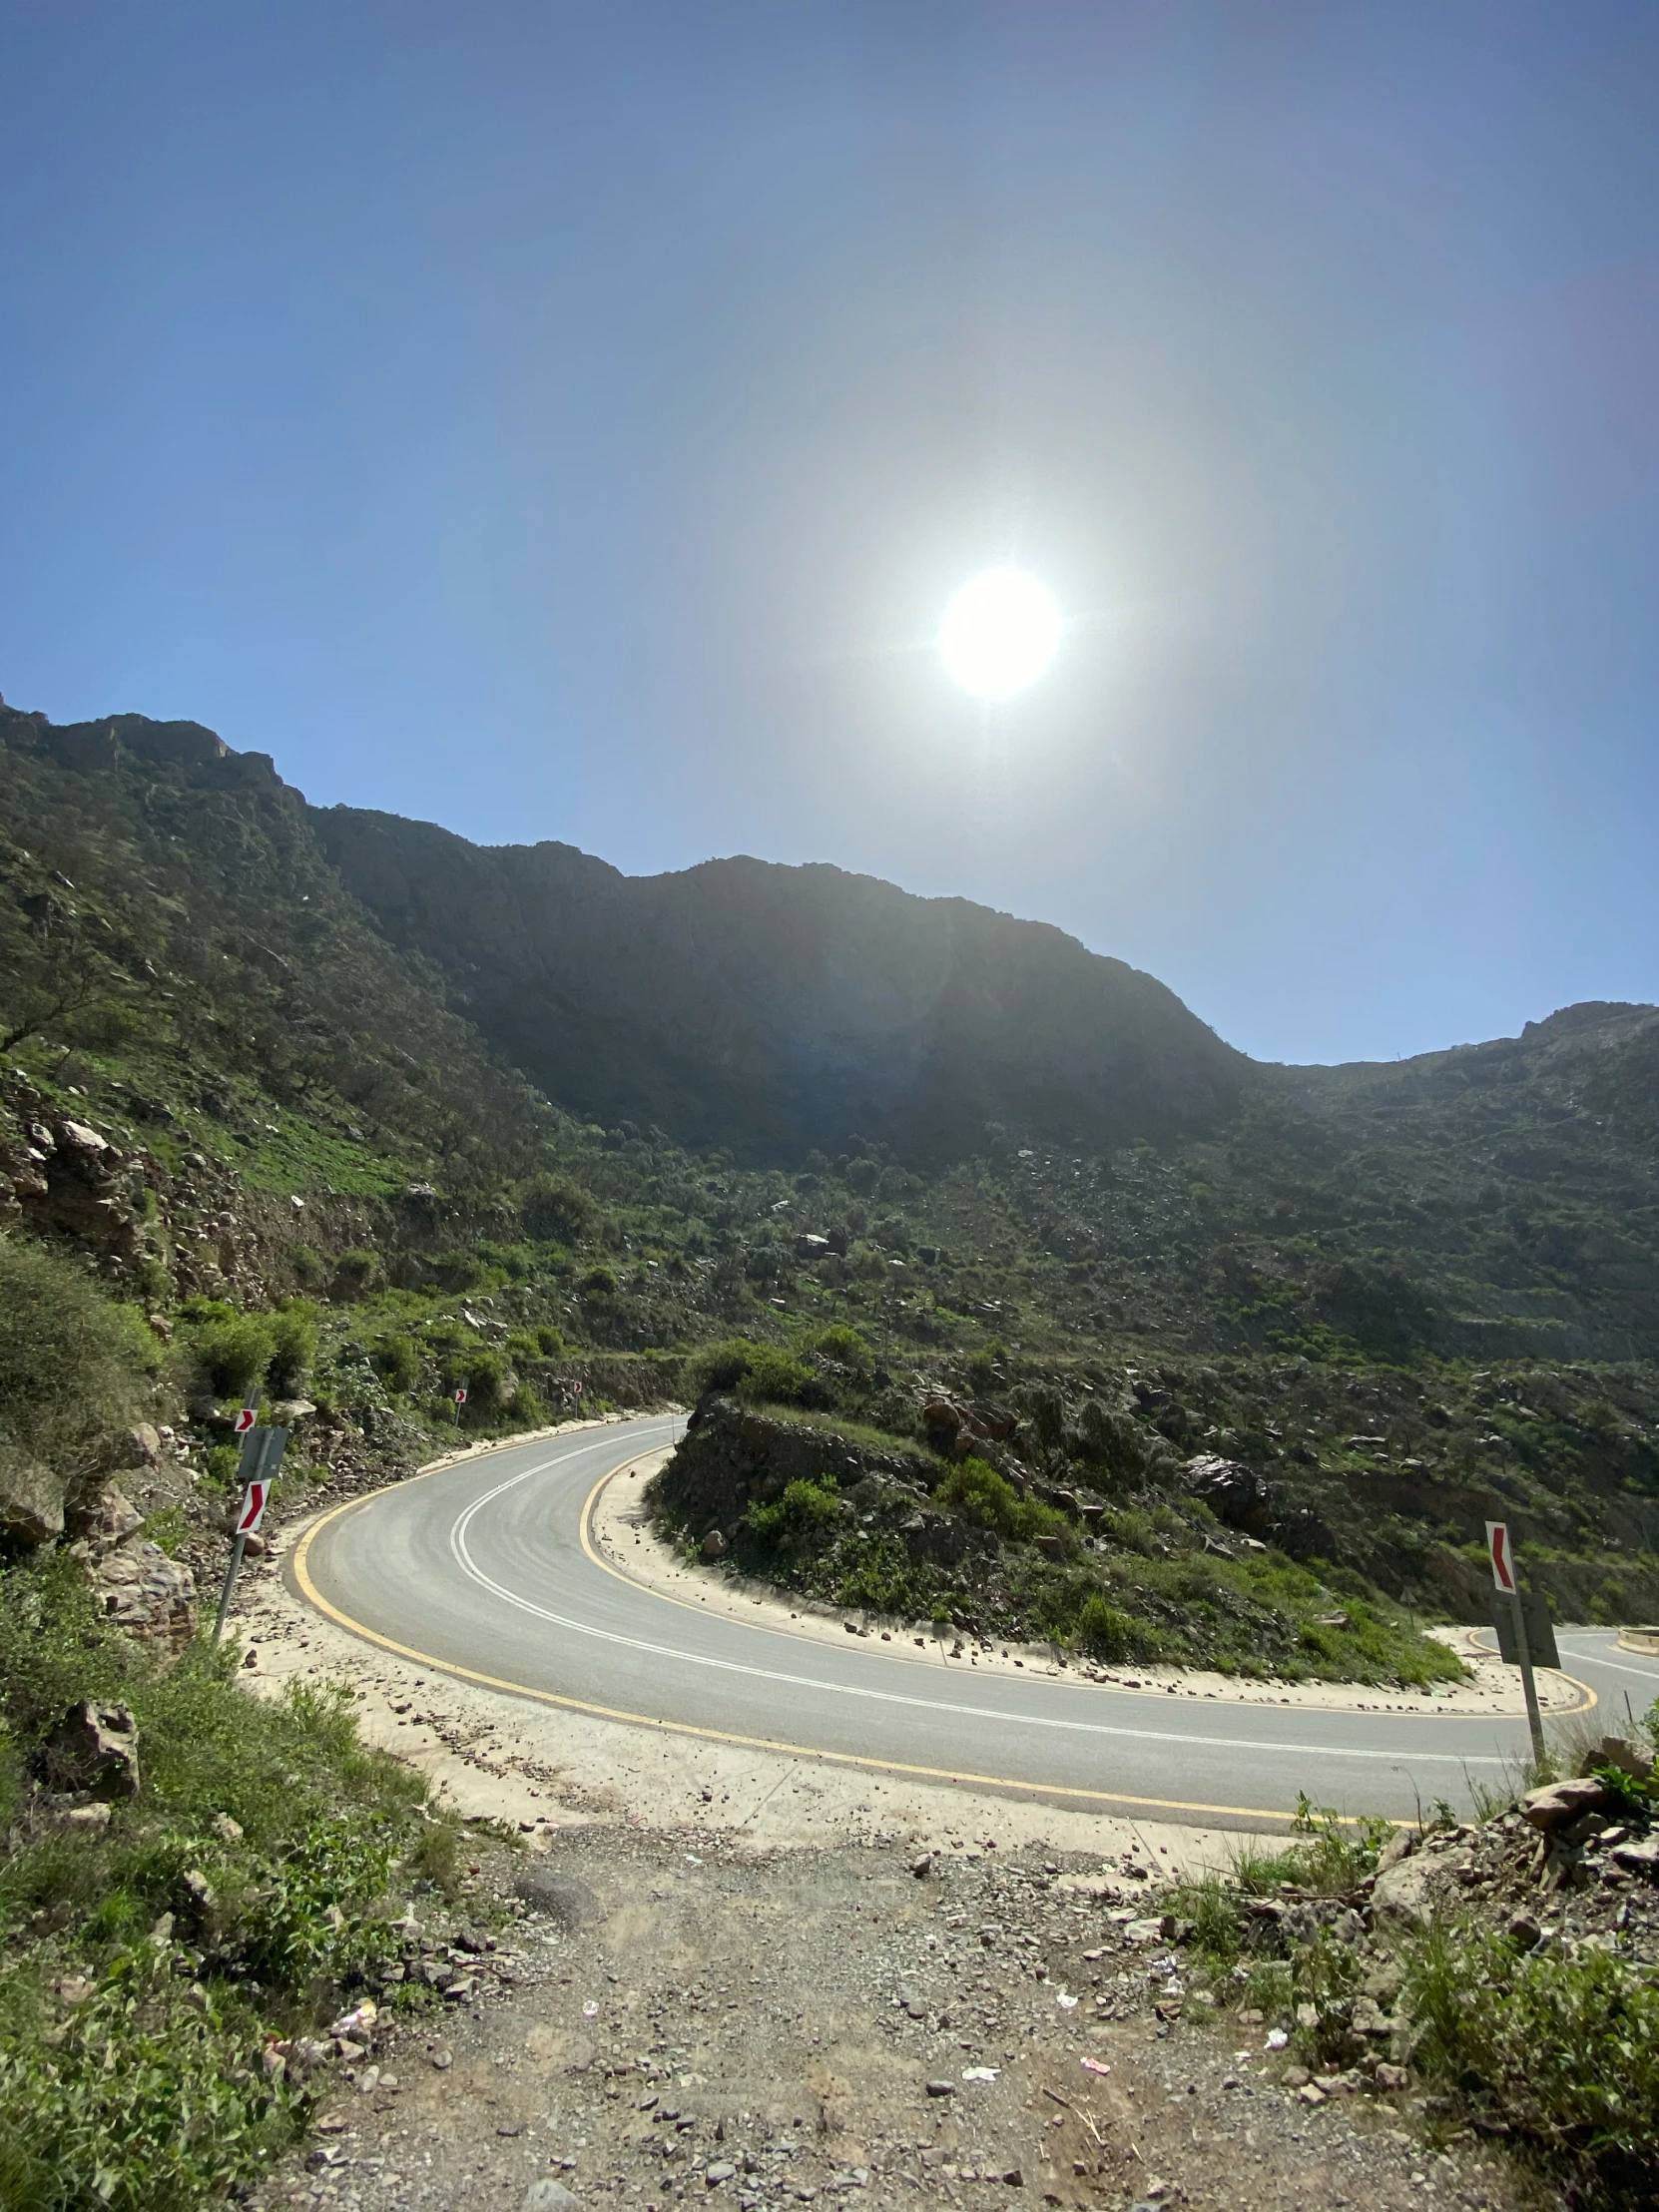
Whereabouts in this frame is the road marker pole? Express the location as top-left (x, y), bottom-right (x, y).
top-left (1486, 1519), bottom-right (1546, 1769)
top-left (213, 1396), bottom-right (288, 1646)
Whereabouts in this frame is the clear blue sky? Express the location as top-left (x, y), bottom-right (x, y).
top-left (3, 2), bottom-right (1657, 1067)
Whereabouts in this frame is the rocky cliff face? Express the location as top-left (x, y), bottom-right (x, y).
top-left (313, 808), bottom-right (1248, 1161)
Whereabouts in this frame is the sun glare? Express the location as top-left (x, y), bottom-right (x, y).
top-left (938, 568), bottom-right (1060, 699)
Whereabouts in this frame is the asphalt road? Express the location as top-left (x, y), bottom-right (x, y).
top-left (290, 1414), bottom-right (1658, 1831)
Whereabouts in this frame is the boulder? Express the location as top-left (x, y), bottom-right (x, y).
top-left (1183, 1454), bottom-right (1274, 1535)
top-left (89, 1538), bottom-right (198, 1655)
top-left (1521, 1776), bottom-right (1614, 1832)
top-left (921, 1398), bottom-right (964, 1452)
top-left (0, 1444), bottom-right (65, 1545)
top-left (1591, 1735), bottom-right (1656, 1783)
top-left (699, 1528), bottom-right (729, 1561)
top-left (794, 1233), bottom-right (830, 1260)
top-left (41, 1699), bottom-right (141, 1798)
top-left (512, 1867), bottom-right (601, 1927)
top-left (68, 1486), bottom-right (144, 1549)
top-left (1376, 1828), bottom-right (1415, 1872)
top-left (1371, 1849), bottom-right (1459, 1930)
top-left (525, 2183), bottom-right (580, 2212)
top-left (270, 1399), bottom-right (317, 1423)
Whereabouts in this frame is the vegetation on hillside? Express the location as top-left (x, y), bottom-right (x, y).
top-left (1165, 1739), bottom-right (1659, 2212)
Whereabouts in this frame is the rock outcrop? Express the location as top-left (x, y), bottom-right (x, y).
top-left (65, 1485), bottom-right (199, 1655)
top-left (654, 1394), bottom-right (935, 1547)
top-left (1183, 1454), bottom-right (1335, 1561)
top-left (0, 1442), bottom-right (66, 1545)
top-left (38, 1699), bottom-right (141, 1798)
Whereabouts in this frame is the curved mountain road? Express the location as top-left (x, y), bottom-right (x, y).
top-left (289, 1415), bottom-right (1652, 1832)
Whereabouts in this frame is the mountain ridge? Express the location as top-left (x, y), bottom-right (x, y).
top-left (310, 801), bottom-right (1249, 1161)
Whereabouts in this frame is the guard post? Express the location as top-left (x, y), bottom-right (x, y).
top-left (1485, 1519), bottom-right (1547, 1769)
top-left (212, 1398), bottom-right (289, 1646)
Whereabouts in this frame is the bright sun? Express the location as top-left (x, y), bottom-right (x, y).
top-left (938, 567), bottom-right (1061, 698)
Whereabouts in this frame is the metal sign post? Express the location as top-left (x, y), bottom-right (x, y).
top-left (1485, 1519), bottom-right (1547, 1768)
top-left (212, 1398), bottom-right (289, 1647)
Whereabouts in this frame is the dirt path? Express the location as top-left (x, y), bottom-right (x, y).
top-left (253, 1827), bottom-right (1523, 2212)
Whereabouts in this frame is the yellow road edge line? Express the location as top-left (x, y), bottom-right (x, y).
top-left (285, 1448), bottom-right (1329, 1830)
top-left (1460, 1627), bottom-right (1597, 1715)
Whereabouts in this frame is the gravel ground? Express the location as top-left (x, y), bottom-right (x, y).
top-left (254, 1830), bottom-right (1526, 2212)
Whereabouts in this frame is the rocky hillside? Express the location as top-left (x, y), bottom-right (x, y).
top-left (2, 695), bottom-right (1656, 1634)
top-left (650, 1389), bottom-right (1466, 1684)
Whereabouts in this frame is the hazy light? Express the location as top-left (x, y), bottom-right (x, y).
top-left (938, 568), bottom-right (1061, 698)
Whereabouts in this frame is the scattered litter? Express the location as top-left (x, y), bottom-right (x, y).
top-left (1055, 1991), bottom-right (1079, 2010)
top-left (1080, 2057), bottom-right (1111, 2077)
top-left (961, 2066), bottom-right (999, 2083)
top-left (1265, 2027), bottom-right (1289, 2050)
top-left (582, 2000), bottom-right (600, 2018)
top-left (328, 2001), bottom-right (377, 2039)
top-left (685, 1854), bottom-right (703, 1866)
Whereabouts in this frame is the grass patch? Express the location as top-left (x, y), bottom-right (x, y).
top-left (0, 1555), bottom-right (440, 2212)
top-left (1404, 1925), bottom-right (1659, 2202)
top-left (746, 1402), bottom-right (934, 1464)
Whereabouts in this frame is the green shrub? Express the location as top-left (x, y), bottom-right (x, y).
top-left (746, 1475), bottom-right (844, 1548)
top-left (0, 1558), bottom-right (431, 2212)
top-left (372, 1334), bottom-right (422, 1392)
top-left (332, 1249), bottom-right (380, 1299)
top-left (202, 1442), bottom-right (241, 1493)
top-left (685, 1338), bottom-right (757, 1395)
top-left (1075, 1593), bottom-right (1137, 1662)
top-left (836, 1531), bottom-right (922, 1615)
top-left (534, 1324), bottom-right (565, 1357)
top-left (1404, 1924), bottom-right (1659, 2198)
top-left (1072, 1397), bottom-right (1149, 1478)
top-left (287, 1242), bottom-right (325, 1287)
top-left (449, 1350), bottom-right (506, 1416)
top-left (179, 1300), bottom-right (274, 1402)
top-left (966, 1344), bottom-right (1007, 1390)
top-left (0, 1234), bottom-right (147, 1479)
top-left (579, 1265), bottom-right (618, 1297)
top-left (141, 1506), bottom-right (188, 1558)
top-left (933, 1458), bottom-right (1076, 1551)
top-left (811, 1323), bottom-right (871, 1374)
top-left (268, 1303), bottom-right (318, 1395)
top-left (684, 1337), bottom-right (821, 1407)
top-left (0, 1946), bottom-right (298, 2212)
top-left (519, 1172), bottom-right (596, 1245)
top-left (736, 1346), bottom-right (818, 1408)
top-left (934, 1457), bottom-right (1022, 1536)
